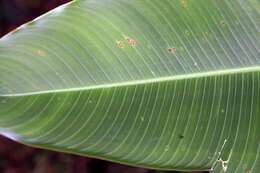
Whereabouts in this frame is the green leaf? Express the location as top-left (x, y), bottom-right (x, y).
top-left (0, 0), bottom-right (259, 172)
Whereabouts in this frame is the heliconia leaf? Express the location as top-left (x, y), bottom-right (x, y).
top-left (0, 0), bottom-right (259, 172)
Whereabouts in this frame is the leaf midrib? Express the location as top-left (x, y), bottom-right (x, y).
top-left (1, 65), bottom-right (260, 97)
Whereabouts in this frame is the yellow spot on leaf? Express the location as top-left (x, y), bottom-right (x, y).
top-left (181, 0), bottom-right (188, 8)
top-left (116, 40), bottom-right (125, 49)
top-left (220, 20), bottom-right (226, 27)
top-left (37, 49), bottom-right (46, 57)
top-left (25, 131), bottom-right (33, 135)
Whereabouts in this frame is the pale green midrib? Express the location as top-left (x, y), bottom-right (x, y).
top-left (1, 65), bottom-right (260, 97)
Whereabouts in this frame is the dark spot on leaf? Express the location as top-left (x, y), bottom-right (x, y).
top-left (178, 134), bottom-right (184, 139)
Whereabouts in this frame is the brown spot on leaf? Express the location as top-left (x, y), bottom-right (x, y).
top-left (168, 47), bottom-right (177, 53)
top-left (126, 37), bottom-right (137, 46)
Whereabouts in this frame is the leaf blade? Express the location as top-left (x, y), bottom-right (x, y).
top-left (0, 0), bottom-right (259, 172)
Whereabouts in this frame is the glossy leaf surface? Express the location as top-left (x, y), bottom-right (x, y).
top-left (0, 0), bottom-right (259, 172)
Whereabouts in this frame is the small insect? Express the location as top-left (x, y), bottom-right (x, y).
top-left (167, 47), bottom-right (177, 53)
top-left (116, 40), bottom-right (125, 49)
top-left (126, 37), bottom-right (137, 46)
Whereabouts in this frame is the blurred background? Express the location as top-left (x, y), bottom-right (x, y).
top-left (0, 0), bottom-right (70, 36)
top-left (0, 0), bottom-right (206, 173)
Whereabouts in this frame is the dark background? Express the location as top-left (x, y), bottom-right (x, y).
top-left (0, 1), bottom-right (206, 173)
top-left (0, 0), bottom-right (70, 36)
